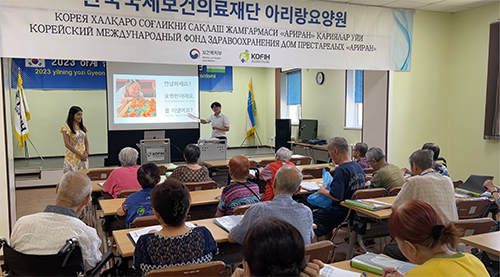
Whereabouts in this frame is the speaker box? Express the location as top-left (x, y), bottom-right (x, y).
top-left (275, 119), bottom-right (291, 150)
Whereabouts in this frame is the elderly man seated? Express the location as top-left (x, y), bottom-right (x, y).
top-left (103, 146), bottom-right (142, 198)
top-left (260, 147), bottom-right (296, 201)
top-left (229, 165), bottom-right (314, 245)
top-left (10, 171), bottom-right (102, 270)
top-left (366, 147), bottom-right (405, 191)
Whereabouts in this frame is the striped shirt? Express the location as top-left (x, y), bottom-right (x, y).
top-left (217, 181), bottom-right (260, 215)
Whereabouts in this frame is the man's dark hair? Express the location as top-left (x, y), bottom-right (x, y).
top-left (210, 102), bottom-right (221, 109)
top-left (183, 144), bottom-right (201, 164)
top-left (409, 149), bottom-right (434, 171)
top-left (422, 143), bottom-right (440, 161)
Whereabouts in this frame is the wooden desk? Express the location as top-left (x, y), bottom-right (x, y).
top-left (113, 217), bottom-right (231, 258)
top-left (92, 180), bottom-right (105, 192)
top-left (459, 231), bottom-right (500, 256)
top-left (340, 196), bottom-right (396, 220)
top-left (99, 188), bottom-right (222, 216)
top-left (330, 260), bottom-right (378, 277)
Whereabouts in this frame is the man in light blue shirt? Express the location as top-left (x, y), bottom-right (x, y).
top-left (228, 165), bottom-right (314, 245)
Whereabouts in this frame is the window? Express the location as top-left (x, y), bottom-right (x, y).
top-left (280, 69), bottom-right (302, 124)
top-left (345, 70), bottom-right (363, 129)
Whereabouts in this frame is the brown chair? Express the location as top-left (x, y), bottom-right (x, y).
top-left (157, 165), bottom-right (167, 175)
top-left (117, 189), bottom-right (140, 198)
top-left (258, 159), bottom-right (275, 168)
top-left (290, 156), bottom-right (312, 165)
top-left (183, 181), bottom-right (217, 191)
top-left (233, 203), bottom-right (256, 215)
top-left (452, 218), bottom-right (497, 237)
top-left (305, 240), bottom-right (335, 263)
top-left (302, 174), bottom-right (315, 180)
top-left (131, 215), bottom-right (159, 228)
top-left (363, 168), bottom-right (375, 174)
top-left (352, 188), bottom-right (387, 200)
top-left (453, 179), bottom-right (464, 189)
top-left (248, 160), bottom-right (257, 167)
top-left (146, 261), bottom-right (227, 277)
top-left (302, 167), bottom-right (328, 178)
top-left (456, 197), bottom-right (491, 219)
top-left (87, 168), bottom-right (115, 180)
top-left (388, 187), bottom-right (402, 196)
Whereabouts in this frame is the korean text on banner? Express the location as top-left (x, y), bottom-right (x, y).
top-left (246, 79), bottom-right (257, 139)
top-left (14, 73), bottom-right (30, 150)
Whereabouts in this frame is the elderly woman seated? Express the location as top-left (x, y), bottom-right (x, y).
top-left (215, 155), bottom-right (260, 217)
top-left (168, 144), bottom-right (212, 183)
top-left (102, 147), bottom-right (142, 198)
top-left (260, 147), bottom-right (295, 201)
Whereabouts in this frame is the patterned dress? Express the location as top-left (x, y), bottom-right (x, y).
top-left (168, 165), bottom-right (212, 183)
top-left (217, 181), bottom-right (260, 215)
top-left (60, 125), bottom-right (88, 173)
top-left (133, 227), bottom-right (218, 276)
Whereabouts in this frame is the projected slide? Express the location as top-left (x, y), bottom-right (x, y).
top-left (106, 63), bottom-right (199, 131)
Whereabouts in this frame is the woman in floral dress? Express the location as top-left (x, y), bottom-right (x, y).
top-left (60, 106), bottom-right (89, 173)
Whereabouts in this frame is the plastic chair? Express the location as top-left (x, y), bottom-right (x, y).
top-left (452, 218), bottom-right (497, 237)
top-left (387, 187), bottom-right (402, 196)
top-left (290, 156), bottom-right (312, 165)
top-left (305, 240), bottom-right (335, 263)
top-left (157, 165), bottom-right (167, 175)
top-left (117, 189), bottom-right (140, 198)
top-left (302, 167), bottom-right (327, 178)
top-left (233, 203), bottom-right (256, 215)
top-left (183, 181), bottom-right (217, 191)
top-left (131, 215), bottom-right (160, 228)
top-left (146, 261), bottom-right (227, 277)
top-left (0, 237), bottom-right (113, 277)
top-left (456, 197), bottom-right (491, 219)
top-left (87, 168), bottom-right (115, 181)
top-left (453, 179), bottom-right (464, 189)
top-left (258, 159), bottom-right (275, 168)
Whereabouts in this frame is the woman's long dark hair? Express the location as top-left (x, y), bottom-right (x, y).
top-left (66, 106), bottom-right (87, 134)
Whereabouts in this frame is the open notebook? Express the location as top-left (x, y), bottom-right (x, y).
top-left (213, 215), bottom-right (243, 232)
top-left (351, 253), bottom-right (416, 275)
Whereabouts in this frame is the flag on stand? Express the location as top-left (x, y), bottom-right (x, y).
top-left (14, 73), bottom-right (30, 151)
top-left (246, 79), bottom-right (257, 139)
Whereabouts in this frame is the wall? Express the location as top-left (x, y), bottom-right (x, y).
top-left (11, 87), bottom-right (108, 158)
top-left (301, 69), bottom-right (362, 145)
top-left (391, 5), bottom-right (500, 182)
top-left (447, 4), bottom-right (500, 181)
top-left (391, 11), bottom-right (452, 168)
top-left (0, 62), bottom-right (12, 251)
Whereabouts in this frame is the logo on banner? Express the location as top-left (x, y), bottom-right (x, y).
top-left (189, 49), bottom-right (200, 59)
top-left (239, 50), bottom-right (250, 63)
top-left (25, 59), bottom-right (45, 67)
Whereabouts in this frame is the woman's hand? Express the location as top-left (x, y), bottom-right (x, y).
top-left (382, 267), bottom-right (404, 277)
top-left (78, 152), bottom-right (86, 161)
top-left (230, 268), bottom-right (245, 277)
top-left (300, 259), bottom-right (324, 277)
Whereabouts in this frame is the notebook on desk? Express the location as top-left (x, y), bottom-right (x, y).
top-left (344, 199), bottom-right (391, 211)
top-left (458, 175), bottom-right (493, 196)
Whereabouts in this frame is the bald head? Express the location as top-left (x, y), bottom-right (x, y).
top-left (57, 171), bottom-right (92, 208)
top-left (274, 166), bottom-right (303, 194)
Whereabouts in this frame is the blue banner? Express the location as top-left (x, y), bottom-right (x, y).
top-left (11, 58), bottom-right (106, 90)
top-left (199, 66), bottom-right (233, 92)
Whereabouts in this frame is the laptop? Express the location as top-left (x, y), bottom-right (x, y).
top-left (458, 175), bottom-right (494, 194)
top-left (144, 131), bottom-right (165, 140)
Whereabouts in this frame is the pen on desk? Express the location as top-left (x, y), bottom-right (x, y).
top-left (362, 272), bottom-right (367, 277)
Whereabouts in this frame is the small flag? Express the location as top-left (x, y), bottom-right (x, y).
top-left (14, 73), bottom-right (30, 150)
top-left (25, 58), bottom-right (45, 67)
top-left (246, 79), bottom-right (257, 139)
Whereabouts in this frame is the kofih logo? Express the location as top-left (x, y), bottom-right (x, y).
top-left (189, 48), bottom-right (200, 59)
top-left (239, 50), bottom-right (249, 63)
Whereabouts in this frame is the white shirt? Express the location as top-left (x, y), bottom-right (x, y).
top-left (392, 169), bottom-right (458, 223)
top-left (10, 205), bottom-right (102, 271)
top-left (206, 113), bottom-right (230, 138)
